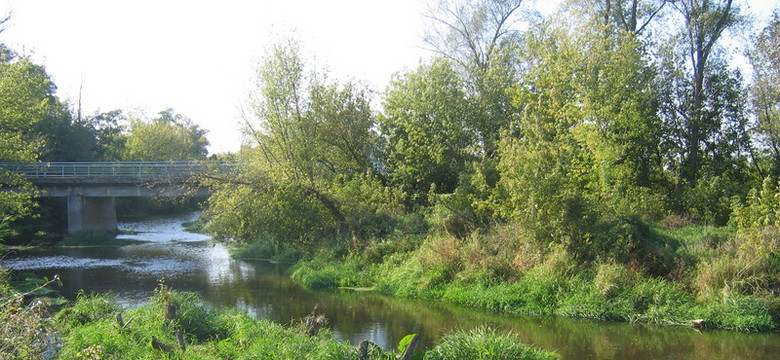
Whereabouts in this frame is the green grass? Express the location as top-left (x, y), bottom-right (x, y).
top-left (424, 327), bottom-right (560, 360)
top-left (54, 288), bottom-right (558, 359)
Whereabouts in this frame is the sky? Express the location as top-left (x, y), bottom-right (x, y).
top-left (0, 0), bottom-right (777, 154)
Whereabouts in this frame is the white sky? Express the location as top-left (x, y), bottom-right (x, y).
top-left (0, 0), bottom-right (777, 154)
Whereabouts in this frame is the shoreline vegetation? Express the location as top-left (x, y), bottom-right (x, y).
top-left (2, 279), bottom-right (559, 360)
top-left (236, 217), bottom-right (777, 334)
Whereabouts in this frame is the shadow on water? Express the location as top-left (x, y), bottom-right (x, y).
top-left (2, 212), bottom-right (779, 359)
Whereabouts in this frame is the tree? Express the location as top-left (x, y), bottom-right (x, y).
top-left (308, 80), bottom-right (376, 176)
top-left (246, 39), bottom-right (378, 183)
top-left (86, 109), bottom-right (128, 161)
top-left (424, 0), bottom-right (525, 157)
top-left (123, 109), bottom-right (209, 161)
top-left (0, 13), bottom-right (9, 35)
top-left (246, 40), bottom-right (317, 184)
top-left (380, 58), bottom-right (475, 201)
top-left (569, 0), bottom-right (669, 35)
top-left (657, 39), bottom-right (753, 222)
top-left (668, 0), bottom-right (743, 186)
top-left (749, 10), bottom-right (780, 175)
top-left (0, 46), bottom-right (57, 230)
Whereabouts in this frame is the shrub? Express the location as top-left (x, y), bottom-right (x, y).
top-left (232, 236), bottom-right (300, 262)
top-left (0, 293), bottom-right (54, 359)
top-left (290, 256), bottom-right (372, 290)
top-left (587, 215), bottom-right (680, 277)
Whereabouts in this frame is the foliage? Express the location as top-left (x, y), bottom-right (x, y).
top-left (749, 10), bottom-right (780, 175)
top-left (123, 108), bottom-right (209, 161)
top-left (0, 270), bottom-right (59, 360)
top-left (55, 285), bottom-right (559, 359)
top-left (0, 47), bottom-right (52, 232)
top-left (380, 58), bottom-right (476, 200)
top-left (232, 236), bottom-right (300, 263)
top-left (692, 178), bottom-right (780, 298)
top-left (206, 180), bottom-right (339, 248)
top-left (56, 290), bottom-right (120, 328)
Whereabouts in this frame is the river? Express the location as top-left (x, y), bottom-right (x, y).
top-left (2, 213), bottom-right (779, 359)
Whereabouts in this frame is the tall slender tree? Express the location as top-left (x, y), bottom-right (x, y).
top-left (670, 0), bottom-right (743, 186)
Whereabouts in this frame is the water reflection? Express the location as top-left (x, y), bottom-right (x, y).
top-left (2, 213), bottom-right (779, 359)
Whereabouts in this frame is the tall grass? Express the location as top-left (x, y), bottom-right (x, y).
top-left (424, 327), bottom-right (560, 360)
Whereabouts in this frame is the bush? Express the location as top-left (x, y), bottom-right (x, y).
top-left (694, 228), bottom-right (780, 298)
top-left (1, 293), bottom-right (54, 359)
top-left (424, 327), bottom-right (560, 360)
top-left (587, 215), bottom-right (680, 277)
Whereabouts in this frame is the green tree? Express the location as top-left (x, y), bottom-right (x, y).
top-left (35, 104), bottom-right (102, 162)
top-left (749, 10), bottom-right (780, 176)
top-left (0, 46), bottom-right (54, 231)
top-left (245, 41), bottom-right (376, 184)
top-left (667, 0), bottom-right (744, 187)
top-left (123, 108), bottom-right (209, 161)
top-left (308, 80), bottom-right (376, 176)
top-left (86, 109), bottom-right (128, 161)
top-left (380, 58), bottom-right (475, 202)
top-left (208, 40), bottom-right (388, 247)
top-left (424, 0), bottom-right (525, 158)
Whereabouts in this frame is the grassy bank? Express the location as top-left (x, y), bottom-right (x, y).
top-left (285, 221), bottom-right (779, 333)
top-left (49, 284), bottom-right (558, 360)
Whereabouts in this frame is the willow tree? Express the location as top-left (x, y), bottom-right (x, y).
top-left (207, 40), bottom-right (388, 246)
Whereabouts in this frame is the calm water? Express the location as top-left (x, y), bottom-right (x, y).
top-left (2, 213), bottom-right (779, 359)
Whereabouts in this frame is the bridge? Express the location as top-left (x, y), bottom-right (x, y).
top-left (1, 161), bottom-right (231, 235)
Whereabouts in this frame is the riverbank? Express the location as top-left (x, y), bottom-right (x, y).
top-left (50, 285), bottom-right (559, 360)
top-left (284, 221), bottom-right (779, 333)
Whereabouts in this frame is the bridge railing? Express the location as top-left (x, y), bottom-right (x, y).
top-left (0, 161), bottom-right (237, 180)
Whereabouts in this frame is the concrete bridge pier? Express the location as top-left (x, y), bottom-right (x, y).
top-left (67, 195), bottom-right (118, 235)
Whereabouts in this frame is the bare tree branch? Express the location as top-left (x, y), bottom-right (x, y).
top-left (0, 12), bottom-right (10, 34)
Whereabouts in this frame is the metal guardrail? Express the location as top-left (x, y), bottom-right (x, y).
top-left (0, 161), bottom-right (237, 180)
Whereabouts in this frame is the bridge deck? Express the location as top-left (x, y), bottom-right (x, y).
top-left (0, 161), bottom-right (232, 181)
